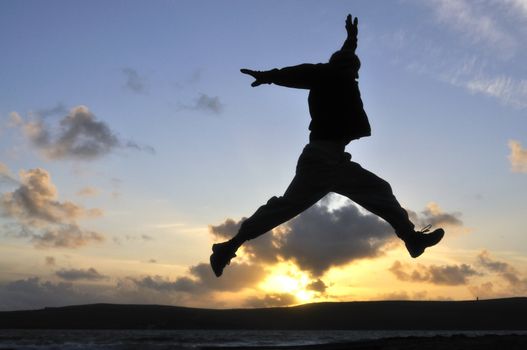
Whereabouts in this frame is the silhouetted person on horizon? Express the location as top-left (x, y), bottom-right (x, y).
top-left (211, 15), bottom-right (444, 277)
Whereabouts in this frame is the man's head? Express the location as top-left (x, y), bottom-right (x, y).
top-left (329, 50), bottom-right (361, 79)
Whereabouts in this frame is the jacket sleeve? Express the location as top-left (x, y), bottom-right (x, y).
top-left (262, 63), bottom-right (334, 89)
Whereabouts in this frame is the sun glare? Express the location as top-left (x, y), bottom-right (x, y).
top-left (259, 263), bottom-right (319, 304)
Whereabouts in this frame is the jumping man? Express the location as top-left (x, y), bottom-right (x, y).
top-left (210, 15), bottom-right (444, 277)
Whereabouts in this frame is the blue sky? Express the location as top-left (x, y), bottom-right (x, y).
top-left (1, 0), bottom-right (527, 310)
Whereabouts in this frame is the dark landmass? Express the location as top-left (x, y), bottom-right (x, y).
top-left (1, 297), bottom-right (526, 330)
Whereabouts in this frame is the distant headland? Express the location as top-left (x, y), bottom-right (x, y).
top-left (1, 297), bottom-right (526, 330)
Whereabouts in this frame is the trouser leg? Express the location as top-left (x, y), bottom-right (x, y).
top-left (231, 145), bottom-right (335, 246)
top-left (334, 161), bottom-right (414, 237)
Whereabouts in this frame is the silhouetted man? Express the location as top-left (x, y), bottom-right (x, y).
top-left (211, 15), bottom-right (444, 277)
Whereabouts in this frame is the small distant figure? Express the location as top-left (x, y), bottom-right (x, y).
top-left (211, 15), bottom-right (444, 277)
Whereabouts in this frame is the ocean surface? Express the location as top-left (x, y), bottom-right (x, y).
top-left (1, 329), bottom-right (526, 349)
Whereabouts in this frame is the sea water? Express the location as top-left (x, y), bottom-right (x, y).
top-left (0, 329), bottom-right (526, 349)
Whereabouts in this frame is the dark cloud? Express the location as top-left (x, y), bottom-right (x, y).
top-left (122, 68), bottom-right (148, 94)
top-left (477, 250), bottom-right (522, 286)
top-left (19, 105), bottom-right (154, 160)
top-left (389, 260), bottom-right (480, 285)
top-left (56, 267), bottom-right (106, 281)
top-left (374, 290), bottom-right (428, 301)
top-left (45, 256), bottom-right (56, 266)
top-left (0, 166), bottom-right (104, 249)
top-left (244, 293), bottom-right (298, 308)
top-left (29, 224), bottom-right (104, 249)
top-left (1, 168), bottom-right (101, 225)
top-left (306, 279), bottom-right (327, 294)
top-left (0, 277), bottom-right (96, 311)
top-left (279, 203), bottom-right (393, 276)
top-left (211, 201), bottom-right (393, 277)
top-left (133, 262), bottom-right (266, 294)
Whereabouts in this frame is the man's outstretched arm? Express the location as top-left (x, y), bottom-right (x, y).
top-left (240, 64), bottom-right (328, 89)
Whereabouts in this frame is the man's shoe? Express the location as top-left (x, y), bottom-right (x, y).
top-left (403, 225), bottom-right (444, 258)
top-left (210, 242), bottom-right (237, 277)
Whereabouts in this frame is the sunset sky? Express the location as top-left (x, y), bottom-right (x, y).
top-left (1, 0), bottom-right (527, 310)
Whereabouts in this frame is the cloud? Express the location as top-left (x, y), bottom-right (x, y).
top-left (35, 103), bottom-right (68, 118)
top-left (55, 267), bottom-right (107, 281)
top-left (508, 140), bottom-right (527, 173)
top-left (408, 202), bottom-right (464, 229)
top-left (0, 277), bottom-right (94, 310)
top-left (0, 166), bottom-right (104, 248)
top-left (399, 1), bottom-right (527, 109)
top-left (389, 260), bottom-right (480, 285)
top-left (0, 162), bottom-right (18, 187)
top-left (1, 168), bottom-right (101, 226)
top-left (278, 203), bottom-right (393, 276)
top-left (477, 250), bottom-right (522, 286)
top-left (45, 256), bottom-right (56, 266)
top-left (122, 68), bottom-right (147, 94)
top-left (16, 105), bottom-right (154, 160)
top-left (28, 224), bottom-right (104, 249)
top-left (374, 290), bottom-right (429, 301)
top-left (306, 279), bottom-right (327, 293)
top-left (244, 293), bottom-right (298, 308)
top-left (468, 250), bottom-right (527, 299)
top-left (465, 77), bottom-right (527, 109)
top-left (212, 200), bottom-right (394, 277)
top-left (133, 262), bottom-right (266, 294)
top-left (182, 93), bottom-right (224, 114)
top-left (77, 187), bottom-right (99, 197)
top-left (428, 0), bottom-right (516, 53)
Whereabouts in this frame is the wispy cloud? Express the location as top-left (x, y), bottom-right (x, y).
top-left (122, 68), bottom-right (148, 94)
top-left (56, 267), bottom-right (107, 281)
top-left (428, 0), bottom-right (516, 54)
top-left (508, 140), bottom-right (527, 173)
top-left (76, 187), bottom-right (99, 197)
top-left (181, 93), bottom-right (224, 114)
top-left (400, 0), bottom-right (527, 109)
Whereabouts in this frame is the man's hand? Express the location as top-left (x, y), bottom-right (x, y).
top-left (240, 69), bottom-right (270, 87)
top-left (345, 14), bottom-right (358, 41)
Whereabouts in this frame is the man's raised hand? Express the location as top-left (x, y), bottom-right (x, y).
top-left (240, 69), bottom-right (269, 87)
top-left (345, 14), bottom-right (358, 41)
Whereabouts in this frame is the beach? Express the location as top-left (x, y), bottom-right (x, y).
top-left (204, 334), bottom-right (527, 350)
